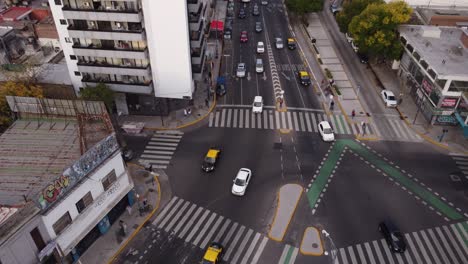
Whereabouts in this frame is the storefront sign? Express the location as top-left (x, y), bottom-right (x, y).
top-left (422, 78), bottom-right (433, 94)
top-left (35, 134), bottom-right (119, 211)
top-left (441, 98), bottom-right (458, 108)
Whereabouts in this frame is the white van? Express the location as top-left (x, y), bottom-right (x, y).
top-left (255, 58), bottom-right (264, 73)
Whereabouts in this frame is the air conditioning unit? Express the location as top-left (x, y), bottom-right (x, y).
top-left (84, 2), bottom-right (90, 7)
top-left (116, 22), bottom-right (122, 29)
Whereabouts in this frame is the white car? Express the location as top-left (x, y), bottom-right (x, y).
top-left (257, 41), bottom-right (265, 53)
top-left (232, 168), bottom-right (252, 196)
top-left (381, 90), bottom-right (398, 107)
top-left (252, 96), bottom-right (263, 113)
top-left (255, 58), bottom-right (264, 73)
top-left (350, 41), bottom-right (359, 52)
top-left (241, 0), bottom-right (250, 2)
top-left (261, 0), bottom-right (268, 5)
top-left (236, 63), bottom-right (246, 78)
top-left (275, 38), bottom-right (284, 49)
top-left (345, 32), bottom-right (354, 43)
top-left (318, 121), bottom-right (335, 142)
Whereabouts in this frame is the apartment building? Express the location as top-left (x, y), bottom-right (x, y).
top-left (49, 0), bottom-right (211, 115)
top-left (0, 98), bottom-right (134, 263)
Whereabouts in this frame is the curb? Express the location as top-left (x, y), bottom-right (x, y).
top-left (299, 227), bottom-right (324, 256)
top-left (268, 184), bottom-right (303, 242)
top-left (396, 107), bottom-right (468, 154)
top-left (145, 93), bottom-right (217, 131)
top-left (107, 165), bottom-right (162, 264)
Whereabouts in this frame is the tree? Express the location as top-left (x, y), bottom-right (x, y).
top-left (348, 1), bottom-right (412, 60)
top-left (79, 83), bottom-right (115, 112)
top-left (336, 0), bottom-right (384, 33)
top-left (0, 59), bottom-right (52, 85)
top-left (285, 0), bottom-right (324, 16)
top-left (0, 81), bottom-right (43, 129)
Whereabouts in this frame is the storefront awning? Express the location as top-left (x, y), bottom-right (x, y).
top-left (210, 20), bottom-right (224, 31)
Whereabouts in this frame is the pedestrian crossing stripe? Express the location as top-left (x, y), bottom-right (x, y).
top-left (449, 154), bottom-right (468, 180)
top-left (138, 131), bottom-right (183, 170)
top-left (335, 221), bottom-right (468, 264)
top-left (209, 107), bottom-right (424, 142)
top-left (152, 196), bottom-right (269, 264)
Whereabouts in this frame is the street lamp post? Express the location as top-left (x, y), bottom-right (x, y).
top-left (322, 230), bottom-right (338, 264)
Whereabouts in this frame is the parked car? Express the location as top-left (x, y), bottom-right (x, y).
top-left (318, 121), bottom-right (335, 142)
top-left (381, 90), bottom-right (398, 107)
top-left (255, 58), bottom-right (264, 73)
top-left (252, 96), bottom-right (263, 113)
top-left (232, 168), bottom-right (252, 196)
top-left (255, 21), bottom-right (262, 33)
top-left (351, 41), bottom-right (359, 52)
top-left (257, 41), bottom-right (265, 53)
top-left (216, 76), bottom-right (226, 96)
top-left (345, 32), bottom-right (353, 43)
top-left (240, 31), bottom-right (248, 43)
top-left (379, 220), bottom-right (406, 253)
top-left (236, 63), bottom-right (246, 78)
top-left (261, 0), bottom-right (268, 5)
top-left (275, 38), bottom-right (284, 49)
top-left (357, 52), bottom-right (369, 64)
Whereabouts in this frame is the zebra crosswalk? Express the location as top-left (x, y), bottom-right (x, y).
top-left (209, 106), bottom-right (422, 142)
top-left (138, 130), bottom-right (183, 170)
top-left (335, 221), bottom-right (468, 264)
top-left (450, 153), bottom-right (468, 180)
top-left (152, 196), bottom-right (269, 264)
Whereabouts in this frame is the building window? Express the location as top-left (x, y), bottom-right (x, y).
top-left (54, 0), bottom-right (62, 5)
top-left (420, 59), bottom-right (428, 70)
top-left (30, 227), bottom-right (46, 251)
top-left (102, 170), bottom-right (117, 191)
top-left (406, 43), bottom-right (414, 53)
top-left (70, 55), bottom-right (77, 60)
top-left (65, 37), bottom-right (71, 43)
top-left (76, 192), bottom-right (93, 213)
top-left (74, 71), bottom-right (81, 76)
top-left (53, 212), bottom-right (72, 235)
top-left (60, 19), bottom-right (67, 25)
top-left (448, 80), bottom-right (468, 92)
top-left (400, 36), bottom-right (407, 45)
top-left (413, 51), bottom-right (420, 61)
top-left (427, 69), bottom-right (437, 80)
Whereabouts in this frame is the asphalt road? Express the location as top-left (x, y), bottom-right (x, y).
top-left (219, 0), bottom-right (321, 109)
top-left (115, 1), bottom-right (468, 264)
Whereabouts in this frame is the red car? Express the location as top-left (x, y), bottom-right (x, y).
top-left (240, 31), bottom-right (248, 43)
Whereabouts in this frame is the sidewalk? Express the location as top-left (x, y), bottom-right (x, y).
top-left (117, 1), bottom-right (227, 131)
top-left (78, 164), bottom-right (160, 264)
top-left (371, 64), bottom-right (468, 154)
top-left (296, 3), bottom-right (467, 151)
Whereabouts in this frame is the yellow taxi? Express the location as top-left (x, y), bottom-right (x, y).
top-left (298, 71), bottom-right (311, 86)
top-left (202, 242), bottom-right (224, 264)
top-left (287, 38), bottom-right (296, 49)
top-left (202, 148), bottom-right (221, 172)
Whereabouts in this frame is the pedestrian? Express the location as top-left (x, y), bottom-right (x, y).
top-left (351, 110), bottom-right (356, 119)
top-left (183, 108), bottom-right (187, 116)
top-left (330, 100), bottom-right (334, 110)
top-left (126, 205), bottom-right (132, 216)
top-left (119, 220), bottom-right (127, 237)
top-left (205, 98), bottom-right (209, 107)
top-left (187, 108), bottom-right (192, 115)
top-left (279, 98), bottom-right (283, 108)
top-left (361, 121), bottom-right (366, 135)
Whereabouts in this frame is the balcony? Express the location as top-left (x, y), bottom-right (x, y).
top-left (190, 20), bottom-right (204, 41)
top-left (191, 37), bottom-right (205, 56)
top-left (62, 5), bottom-right (142, 22)
top-left (67, 24), bottom-right (145, 41)
top-left (191, 48), bottom-right (206, 73)
top-left (77, 61), bottom-right (150, 77)
top-left (82, 76), bottom-right (153, 95)
top-left (188, 3), bottom-right (203, 23)
top-left (72, 44), bottom-right (148, 59)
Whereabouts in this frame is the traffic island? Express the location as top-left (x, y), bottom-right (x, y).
top-left (300, 227), bottom-right (323, 256)
top-left (268, 184), bottom-right (303, 242)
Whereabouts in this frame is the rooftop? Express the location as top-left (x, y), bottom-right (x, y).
top-left (399, 25), bottom-right (468, 78)
top-left (0, 120), bottom-right (81, 206)
top-left (0, 6), bottom-right (32, 22)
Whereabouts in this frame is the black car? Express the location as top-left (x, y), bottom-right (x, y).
top-left (238, 8), bottom-right (246, 19)
top-left (357, 52), bottom-right (369, 64)
top-left (379, 220), bottom-right (406, 253)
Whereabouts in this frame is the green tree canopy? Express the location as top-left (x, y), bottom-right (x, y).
top-left (336, 0), bottom-right (384, 33)
top-left (349, 1), bottom-right (412, 60)
top-left (285, 0), bottom-right (324, 16)
top-left (79, 83), bottom-right (115, 112)
top-left (0, 81), bottom-right (43, 129)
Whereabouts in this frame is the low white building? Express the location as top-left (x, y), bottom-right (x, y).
top-left (385, 0), bottom-right (468, 10)
top-left (0, 97), bottom-right (134, 263)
